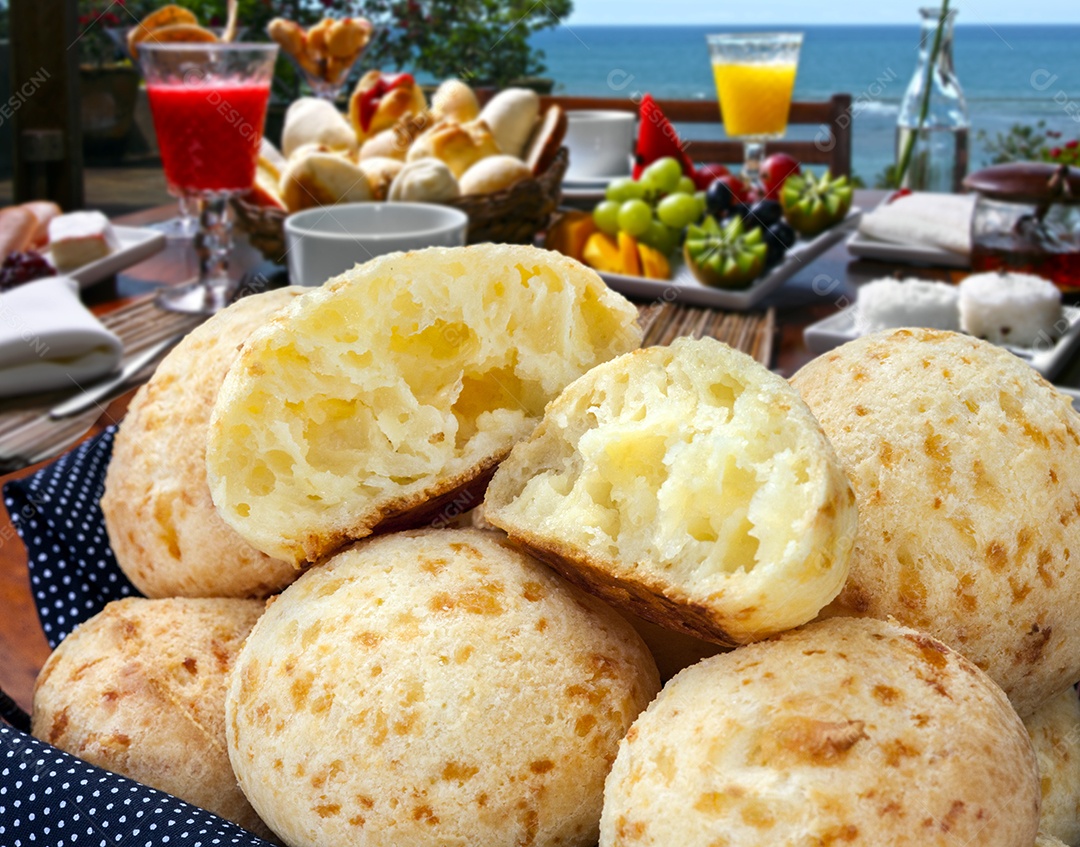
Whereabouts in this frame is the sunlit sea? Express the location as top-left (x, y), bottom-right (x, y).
top-left (529, 24), bottom-right (1080, 183)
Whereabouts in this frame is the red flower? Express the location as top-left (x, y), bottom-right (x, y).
top-left (1050, 147), bottom-right (1063, 158)
top-left (1067, 140), bottom-right (1079, 150)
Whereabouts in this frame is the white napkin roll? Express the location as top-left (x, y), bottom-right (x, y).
top-left (0, 275), bottom-right (122, 398)
top-left (857, 192), bottom-right (977, 256)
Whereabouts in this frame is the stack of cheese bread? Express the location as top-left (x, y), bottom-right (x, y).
top-left (251, 74), bottom-right (567, 214)
top-left (29, 244), bottom-right (1080, 847)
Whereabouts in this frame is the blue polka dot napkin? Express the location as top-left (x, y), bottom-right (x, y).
top-left (0, 724), bottom-right (271, 847)
top-left (0, 430), bottom-right (272, 846)
top-left (3, 426), bottom-right (140, 649)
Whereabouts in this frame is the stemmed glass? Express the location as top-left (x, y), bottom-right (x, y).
top-left (139, 42), bottom-right (278, 314)
top-left (706, 32), bottom-right (803, 188)
top-left (108, 27), bottom-right (243, 241)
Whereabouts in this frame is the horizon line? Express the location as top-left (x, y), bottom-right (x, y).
top-left (557, 20), bottom-right (1080, 26)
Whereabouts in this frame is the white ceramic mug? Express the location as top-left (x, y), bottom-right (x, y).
top-left (284, 202), bottom-right (470, 287)
top-left (564, 110), bottom-right (637, 181)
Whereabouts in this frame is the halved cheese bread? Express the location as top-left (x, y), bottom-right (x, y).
top-left (206, 244), bottom-right (642, 566)
top-left (484, 336), bottom-right (857, 645)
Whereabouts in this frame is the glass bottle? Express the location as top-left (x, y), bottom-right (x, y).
top-left (895, 7), bottom-right (970, 193)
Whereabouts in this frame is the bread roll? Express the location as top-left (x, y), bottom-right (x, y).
top-left (206, 244), bottom-right (642, 566)
top-left (21, 200), bottom-right (61, 248)
top-left (358, 127), bottom-right (409, 161)
top-left (1025, 687), bottom-right (1080, 846)
top-left (348, 70), bottom-right (427, 142)
top-left (280, 152), bottom-right (374, 212)
top-left (430, 78), bottom-right (480, 123)
top-left (406, 119), bottom-right (501, 178)
top-left (484, 336), bottom-right (857, 645)
top-left (356, 155), bottom-right (404, 200)
top-left (479, 87), bottom-right (540, 158)
top-left (226, 528), bottom-right (660, 847)
top-left (525, 104), bottom-right (568, 175)
top-left (102, 288), bottom-right (302, 598)
top-left (459, 154), bottom-right (532, 195)
top-left (32, 597), bottom-right (274, 840)
top-left (0, 205), bottom-right (36, 259)
top-left (601, 616), bottom-right (1041, 847)
top-left (387, 158), bottom-right (460, 203)
top-left (793, 328), bottom-right (1080, 717)
top-left (280, 96), bottom-right (358, 159)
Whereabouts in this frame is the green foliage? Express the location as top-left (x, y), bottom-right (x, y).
top-left (976, 121), bottom-right (1052, 165)
top-left (353, 0), bottom-right (571, 86)
top-left (77, 0), bottom-right (156, 67)
top-left (976, 121), bottom-right (1080, 167)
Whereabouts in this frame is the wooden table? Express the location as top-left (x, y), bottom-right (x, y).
top-left (0, 190), bottom-right (1002, 715)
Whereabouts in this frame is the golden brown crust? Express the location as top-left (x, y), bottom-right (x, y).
top-left (226, 528), bottom-right (660, 847)
top-left (102, 289), bottom-right (302, 598)
top-left (601, 616), bottom-right (1041, 847)
top-left (32, 598), bottom-right (274, 840)
top-left (794, 327), bottom-right (1080, 716)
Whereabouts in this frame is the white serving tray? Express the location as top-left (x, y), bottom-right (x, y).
top-left (46, 225), bottom-right (167, 288)
top-left (804, 304), bottom-right (1080, 381)
top-left (599, 209), bottom-right (862, 311)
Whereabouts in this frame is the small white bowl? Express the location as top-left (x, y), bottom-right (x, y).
top-left (283, 202), bottom-right (470, 287)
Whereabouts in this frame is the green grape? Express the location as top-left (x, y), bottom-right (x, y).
top-left (675, 176), bottom-right (696, 195)
top-left (640, 219), bottom-right (679, 255)
top-left (640, 157), bottom-right (683, 194)
top-left (606, 177), bottom-right (646, 203)
top-left (694, 191), bottom-right (708, 218)
top-left (592, 200), bottom-right (621, 235)
top-left (657, 193), bottom-right (702, 229)
top-left (617, 199), bottom-right (653, 237)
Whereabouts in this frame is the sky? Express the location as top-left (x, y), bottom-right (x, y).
top-left (562, 1), bottom-right (1080, 25)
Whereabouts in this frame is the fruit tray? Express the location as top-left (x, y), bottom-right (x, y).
top-left (598, 209), bottom-right (861, 310)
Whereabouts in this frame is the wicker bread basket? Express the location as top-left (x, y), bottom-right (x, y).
top-left (232, 147), bottom-right (569, 263)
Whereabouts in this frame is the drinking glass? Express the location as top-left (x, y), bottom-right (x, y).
top-left (706, 32), bottom-right (803, 187)
top-left (111, 27), bottom-right (244, 241)
top-left (139, 42), bottom-right (277, 314)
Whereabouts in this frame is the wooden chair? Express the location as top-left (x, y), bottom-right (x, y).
top-left (540, 94), bottom-right (853, 179)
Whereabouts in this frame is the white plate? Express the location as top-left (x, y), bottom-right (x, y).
top-left (804, 304), bottom-right (1080, 380)
top-left (846, 229), bottom-right (970, 269)
top-left (45, 226), bottom-right (167, 288)
top-left (599, 209), bottom-right (862, 311)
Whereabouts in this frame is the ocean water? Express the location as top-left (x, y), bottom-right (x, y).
top-left (530, 24), bottom-right (1080, 184)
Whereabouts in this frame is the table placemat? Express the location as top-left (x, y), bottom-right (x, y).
top-left (637, 301), bottom-right (775, 366)
top-left (0, 296), bottom-right (205, 472)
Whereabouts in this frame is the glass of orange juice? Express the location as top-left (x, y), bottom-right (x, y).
top-left (707, 32), bottom-right (803, 187)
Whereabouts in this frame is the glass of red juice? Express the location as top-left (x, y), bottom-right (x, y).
top-left (140, 42), bottom-right (277, 314)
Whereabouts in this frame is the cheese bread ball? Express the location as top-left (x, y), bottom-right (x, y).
top-left (103, 288), bottom-right (303, 598)
top-left (1025, 687), bottom-right (1080, 846)
top-left (793, 328), bottom-right (1080, 716)
top-left (32, 598), bottom-right (273, 840)
top-left (226, 528), bottom-right (660, 847)
top-left (207, 244), bottom-right (642, 566)
top-left (601, 617), bottom-right (1040, 847)
top-left (484, 336), bottom-right (857, 645)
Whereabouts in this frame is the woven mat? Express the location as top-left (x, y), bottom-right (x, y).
top-left (637, 302), bottom-right (775, 366)
top-left (0, 297), bottom-right (205, 471)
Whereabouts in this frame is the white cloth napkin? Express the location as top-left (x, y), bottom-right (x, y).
top-left (857, 192), bottom-right (977, 256)
top-left (0, 276), bottom-right (122, 398)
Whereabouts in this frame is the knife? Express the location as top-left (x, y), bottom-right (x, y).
top-left (49, 333), bottom-right (185, 419)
